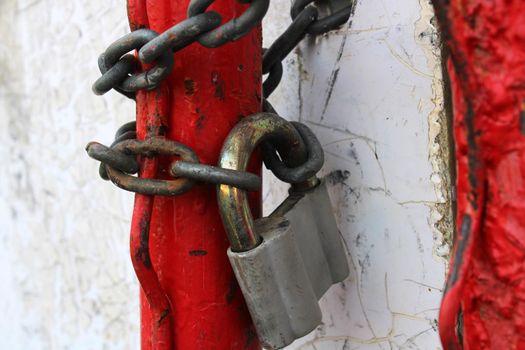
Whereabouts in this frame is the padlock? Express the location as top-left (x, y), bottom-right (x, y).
top-left (270, 178), bottom-right (349, 296)
top-left (217, 112), bottom-right (349, 349)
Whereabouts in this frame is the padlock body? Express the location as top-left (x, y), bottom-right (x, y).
top-left (228, 216), bottom-right (322, 349)
top-left (272, 179), bottom-right (350, 294)
top-left (228, 180), bottom-right (349, 349)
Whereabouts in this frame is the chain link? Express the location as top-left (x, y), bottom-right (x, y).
top-left (93, 29), bottom-right (174, 96)
top-left (187, 0), bottom-right (270, 48)
top-left (262, 6), bottom-right (318, 97)
top-left (291, 0), bottom-right (353, 35)
top-left (262, 121), bottom-right (324, 183)
top-left (86, 123), bottom-right (263, 194)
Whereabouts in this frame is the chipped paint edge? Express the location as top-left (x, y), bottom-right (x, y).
top-left (415, 0), bottom-right (453, 262)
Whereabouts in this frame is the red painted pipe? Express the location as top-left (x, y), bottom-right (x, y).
top-left (432, 1), bottom-right (525, 349)
top-left (127, 0), bottom-right (262, 349)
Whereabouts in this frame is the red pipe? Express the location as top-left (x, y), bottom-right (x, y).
top-left (127, 0), bottom-right (262, 349)
top-left (432, 1), bottom-right (525, 349)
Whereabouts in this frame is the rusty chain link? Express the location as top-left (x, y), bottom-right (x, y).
top-left (86, 123), bottom-right (263, 195)
top-left (88, 0), bottom-right (352, 194)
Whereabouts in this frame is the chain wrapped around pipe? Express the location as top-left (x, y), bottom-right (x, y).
top-left (93, 0), bottom-right (352, 99)
top-left (86, 109), bottom-right (325, 194)
top-left (93, 0), bottom-right (269, 98)
top-left (88, 0), bottom-right (351, 194)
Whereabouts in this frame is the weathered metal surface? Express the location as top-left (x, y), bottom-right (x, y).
top-left (98, 121), bottom-right (138, 179)
top-left (88, 121), bottom-right (263, 191)
top-left (171, 161), bottom-right (262, 191)
top-left (138, 12), bottom-right (222, 63)
top-left (431, 1), bottom-right (525, 349)
top-left (262, 55), bottom-right (283, 98)
top-left (92, 54), bottom-right (137, 96)
top-left (87, 141), bottom-right (140, 176)
top-left (262, 6), bottom-right (317, 75)
top-left (271, 180), bottom-right (350, 287)
top-left (129, 83), bottom-right (174, 347)
top-left (261, 0), bottom-right (352, 99)
top-left (95, 0), bottom-right (270, 99)
top-left (216, 109), bottom-right (348, 348)
top-left (228, 216), bottom-right (323, 349)
top-left (104, 138), bottom-right (199, 196)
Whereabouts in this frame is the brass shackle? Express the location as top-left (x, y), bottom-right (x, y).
top-left (217, 112), bottom-right (308, 252)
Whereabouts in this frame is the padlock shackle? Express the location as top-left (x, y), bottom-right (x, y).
top-left (218, 112), bottom-right (308, 252)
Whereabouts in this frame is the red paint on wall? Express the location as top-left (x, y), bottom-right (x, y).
top-left (127, 0), bottom-right (262, 349)
top-left (432, 1), bottom-right (525, 349)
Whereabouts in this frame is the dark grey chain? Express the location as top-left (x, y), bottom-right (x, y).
top-left (93, 0), bottom-right (351, 98)
top-left (263, 0), bottom-right (353, 97)
top-left (93, 0), bottom-right (270, 97)
top-left (88, 0), bottom-right (351, 194)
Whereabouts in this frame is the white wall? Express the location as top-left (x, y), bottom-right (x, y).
top-left (264, 1), bottom-right (452, 349)
top-left (0, 0), bottom-right (450, 349)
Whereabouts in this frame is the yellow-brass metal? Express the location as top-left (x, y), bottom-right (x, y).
top-left (217, 112), bottom-right (308, 252)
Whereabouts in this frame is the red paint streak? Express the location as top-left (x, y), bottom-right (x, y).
top-left (127, 1), bottom-right (174, 348)
top-left (131, 87), bottom-right (174, 349)
top-left (432, 1), bottom-right (525, 349)
top-left (127, 0), bottom-right (262, 349)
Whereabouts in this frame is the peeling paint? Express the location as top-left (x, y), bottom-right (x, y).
top-left (415, 0), bottom-right (453, 259)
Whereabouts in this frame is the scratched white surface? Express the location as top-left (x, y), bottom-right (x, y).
top-left (0, 0), bottom-right (449, 349)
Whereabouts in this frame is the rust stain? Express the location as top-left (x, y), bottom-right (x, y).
top-left (189, 249), bottom-right (208, 256)
top-left (157, 308), bottom-right (170, 325)
top-left (226, 278), bottom-right (237, 304)
top-left (135, 216), bottom-right (152, 269)
top-left (244, 328), bottom-right (257, 349)
top-left (521, 112), bottom-right (525, 135)
top-left (184, 79), bottom-right (195, 96)
top-left (196, 114), bottom-right (206, 130)
top-left (211, 71), bottom-right (225, 101)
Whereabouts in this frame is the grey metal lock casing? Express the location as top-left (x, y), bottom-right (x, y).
top-left (228, 217), bottom-right (321, 349)
top-left (227, 179), bottom-right (349, 349)
top-left (272, 179), bottom-right (349, 292)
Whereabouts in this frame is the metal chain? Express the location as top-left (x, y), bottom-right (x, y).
top-left (86, 123), bottom-right (262, 195)
top-left (93, 0), bottom-right (269, 97)
top-left (93, 0), bottom-right (351, 99)
top-left (88, 0), bottom-right (352, 194)
top-left (85, 108), bottom-right (325, 194)
top-left (263, 0), bottom-right (353, 97)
